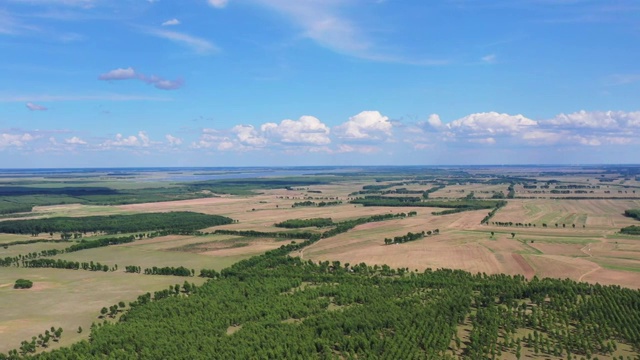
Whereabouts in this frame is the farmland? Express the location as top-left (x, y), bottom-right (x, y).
top-left (1, 166), bottom-right (640, 358)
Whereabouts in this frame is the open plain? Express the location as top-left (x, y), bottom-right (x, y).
top-left (1, 166), bottom-right (640, 357)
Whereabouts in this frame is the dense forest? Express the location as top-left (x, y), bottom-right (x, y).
top-left (7, 239), bottom-right (639, 359)
top-left (0, 201), bottom-right (33, 215)
top-left (0, 212), bottom-right (233, 235)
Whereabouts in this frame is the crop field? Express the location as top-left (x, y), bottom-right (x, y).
top-left (1, 166), bottom-right (640, 357)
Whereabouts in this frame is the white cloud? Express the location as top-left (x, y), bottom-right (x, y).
top-left (101, 132), bottom-right (151, 148)
top-left (0, 133), bottom-right (35, 148)
top-left (144, 29), bottom-right (218, 54)
top-left (207, 0), bottom-right (228, 8)
top-left (138, 131), bottom-right (150, 147)
top-left (64, 136), bottom-right (86, 145)
top-left (165, 134), bottom-right (182, 146)
top-left (191, 129), bottom-right (227, 149)
top-left (546, 110), bottom-right (640, 129)
top-left (98, 67), bottom-right (137, 80)
top-left (335, 110), bottom-right (393, 139)
top-left (261, 115), bottom-right (331, 145)
top-left (447, 112), bottom-right (537, 136)
top-left (162, 18), bottom-right (180, 26)
top-left (232, 125), bottom-right (267, 147)
top-left (26, 102), bottom-right (48, 111)
top-left (217, 141), bottom-right (234, 151)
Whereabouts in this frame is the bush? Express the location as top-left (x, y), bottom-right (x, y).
top-left (14, 279), bottom-right (33, 289)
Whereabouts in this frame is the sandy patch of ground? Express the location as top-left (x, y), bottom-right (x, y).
top-left (525, 255), bottom-right (599, 281)
top-left (581, 268), bottom-right (640, 289)
top-left (511, 253), bottom-right (535, 279)
top-left (117, 197), bottom-right (245, 212)
top-left (201, 242), bottom-right (283, 257)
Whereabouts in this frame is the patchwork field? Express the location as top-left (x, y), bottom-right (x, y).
top-left (2, 166), bottom-right (640, 356)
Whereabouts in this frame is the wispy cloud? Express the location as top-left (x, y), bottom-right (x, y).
top-left (6, 0), bottom-right (97, 8)
top-left (207, 0), bottom-right (228, 9)
top-left (161, 18), bottom-right (180, 26)
top-left (224, 0), bottom-right (447, 65)
top-left (0, 94), bottom-right (171, 102)
top-left (481, 54), bottom-right (497, 64)
top-left (98, 67), bottom-right (184, 90)
top-left (606, 74), bottom-right (640, 86)
top-left (144, 28), bottom-right (218, 54)
top-left (25, 102), bottom-right (48, 111)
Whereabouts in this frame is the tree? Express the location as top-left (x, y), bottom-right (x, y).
top-left (100, 307), bottom-right (108, 317)
top-left (511, 232), bottom-right (516, 239)
top-left (14, 279), bottom-right (33, 289)
top-left (491, 231), bottom-right (495, 237)
top-left (77, 326), bottom-right (83, 334)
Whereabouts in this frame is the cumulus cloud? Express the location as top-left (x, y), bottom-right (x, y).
top-left (207, 0), bottom-right (228, 8)
top-left (546, 110), bottom-right (640, 129)
top-left (447, 112), bottom-right (537, 136)
top-left (101, 131), bottom-right (151, 148)
top-left (64, 136), bottom-right (86, 145)
top-left (165, 134), bottom-right (182, 146)
top-left (191, 129), bottom-right (228, 149)
top-left (335, 111), bottom-right (393, 140)
top-left (261, 116), bottom-right (331, 145)
top-left (0, 133), bottom-right (35, 148)
top-left (232, 125), bottom-right (267, 147)
top-left (98, 67), bottom-right (183, 90)
top-left (162, 18), bottom-right (180, 26)
top-left (26, 102), bottom-right (47, 111)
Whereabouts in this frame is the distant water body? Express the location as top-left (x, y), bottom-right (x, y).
top-left (0, 167), bottom-right (357, 181)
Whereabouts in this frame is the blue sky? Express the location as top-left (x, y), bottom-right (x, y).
top-left (1, 0), bottom-right (639, 167)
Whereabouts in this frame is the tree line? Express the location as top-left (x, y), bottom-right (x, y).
top-left (291, 201), bottom-right (342, 208)
top-left (274, 218), bottom-right (334, 228)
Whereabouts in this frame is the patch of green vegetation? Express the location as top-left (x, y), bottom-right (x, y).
top-left (274, 218), bottom-right (334, 228)
top-left (17, 242), bottom-right (640, 360)
top-left (620, 225), bottom-right (640, 235)
top-left (13, 278), bottom-right (33, 289)
top-left (0, 212), bottom-right (233, 235)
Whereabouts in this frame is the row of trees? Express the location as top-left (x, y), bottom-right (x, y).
top-left (22, 259), bottom-right (113, 272)
top-left (383, 229), bottom-right (440, 245)
top-left (291, 201), bottom-right (342, 208)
